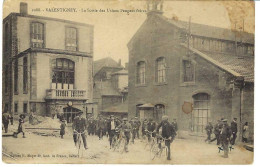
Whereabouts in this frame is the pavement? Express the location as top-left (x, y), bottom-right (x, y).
top-left (2, 122), bottom-right (254, 164)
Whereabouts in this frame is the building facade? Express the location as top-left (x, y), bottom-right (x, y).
top-left (3, 3), bottom-right (96, 122)
top-left (93, 57), bottom-right (128, 118)
top-left (128, 1), bottom-right (254, 140)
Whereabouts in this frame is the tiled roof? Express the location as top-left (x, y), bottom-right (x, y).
top-left (204, 52), bottom-right (254, 82)
top-left (157, 14), bottom-right (254, 44)
top-left (94, 57), bottom-right (123, 75)
top-left (111, 69), bottom-right (128, 75)
top-left (184, 44), bottom-right (254, 82)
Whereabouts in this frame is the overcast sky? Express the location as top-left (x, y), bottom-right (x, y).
top-left (3, 0), bottom-right (254, 66)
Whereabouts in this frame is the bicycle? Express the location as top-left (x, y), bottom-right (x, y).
top-left (74, 130), bottom-right (86, 157)
top-left (150, 136), bottom-right (170, 160)
top-left (144, 130), bottom-right (157, 151)
top-left (111, 130), bottom-right (123, 151)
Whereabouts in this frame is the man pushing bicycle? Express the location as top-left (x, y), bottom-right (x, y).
top-left (156, 115), bottom-right (176, 160)
top-left (72, 111), bottom-right (88, 150)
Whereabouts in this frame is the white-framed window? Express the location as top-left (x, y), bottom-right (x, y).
top-left (155, 57), bottom-right (166, 83)
top-left (192, 93), bottom-right (210, 133)
top-left (52, 58), bottom-right (75, 89)
top-left (66, 27), bottom-right (77, 51)
top-left (136, 61), bottom-right (145, 85)
top-left (31, 22), bottom-right (44, 48)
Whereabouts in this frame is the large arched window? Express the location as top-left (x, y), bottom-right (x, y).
top-left (192, 93), bottom-right (210, 133)
top-left (155, 57), bottom-right (166, 83)
top-left (52, 58), bottom-right (75, 89)
top-left (136, 61), bottom-right (145, 84)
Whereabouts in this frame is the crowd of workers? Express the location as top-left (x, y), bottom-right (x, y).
top-left (2, 109), bottom-right (251, 160)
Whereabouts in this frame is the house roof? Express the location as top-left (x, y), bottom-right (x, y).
top-left (182, 44), bottom-right (254, 83)
top-left (156, 14), bottom-right (254, 44)
top-left (101, 101), bottom-right (128, 113)
top-left (94, 57), bottom-right (123, 76)
top-left (111, 69), bottom-right (128, 75)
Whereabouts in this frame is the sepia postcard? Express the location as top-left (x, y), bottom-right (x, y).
top-left (2, 0), bottom-right (254, 164)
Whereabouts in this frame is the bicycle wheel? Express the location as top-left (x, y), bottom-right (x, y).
top-left (150, 144), bottom-right (160, 160)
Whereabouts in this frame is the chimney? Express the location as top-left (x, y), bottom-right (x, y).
top-left (118, 59), bottom-right (121, 66)
top-left (125, 63), bottom-right (128, 70)
top-left (20, 2), bottom-right (28, 15)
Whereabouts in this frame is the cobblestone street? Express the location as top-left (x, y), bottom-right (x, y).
top-left (2, 127), bottom-right (253, 164)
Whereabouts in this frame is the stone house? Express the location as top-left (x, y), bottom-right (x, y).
top-left (127, 1), bottom-right (254, 140)
top-left (3, 3), bottom-right (96, 123)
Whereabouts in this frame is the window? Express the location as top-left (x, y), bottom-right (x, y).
top-left (5, 65), bottom-right (9, 93)
top-left (4, 23), bottom-right (10, 51)
top-left (183, 60), bottom-right (194, 82)
top-left (23, 103), bottom-right (28, 113)
top-left (65, 27), bottom-right (77, 51)
top-left (31, 22), bottom-right (44, 48)
top-left (14, 103), bottom-right (18, 113)
top-left (52, 58), bottom-right (75, 89)
top-left (155, 57), bottom-right (166, 83)
top-left (14, 59), bottom-right (19, 94)
top-left (192, 93), bottom-right (210, 133)
top-left (23, 57), bottom-right (28, 93)
top-left (136, 61), bottom-right (145, 84)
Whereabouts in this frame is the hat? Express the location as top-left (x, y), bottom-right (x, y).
top-left (110, 115), bottom-right (114, 118)
top-left (62, 119), bottom-right (66, 122)
top-left (123, 118), bottom-right (128, 121)
top-left (233, 118), bottom-right (237, 120)
top-left (19, 114), bottom-right (26, 118)
top-left (149, 118), bottom-right (153, 121)
top-left (162, 115), bottom-right (169, 121)
top-left (78, 111), bottom-right (83, 115)
top-left (222, 119), bottom-right (228, 122)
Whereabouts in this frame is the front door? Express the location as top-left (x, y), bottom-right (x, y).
top-left (63, 106), bottom-right (81, 123)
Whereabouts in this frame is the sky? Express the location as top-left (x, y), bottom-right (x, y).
top-left (3, 0), bottom-right (255, 66)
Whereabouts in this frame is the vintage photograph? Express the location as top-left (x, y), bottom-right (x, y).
top-left (2, 0), bottom-right (254, 164)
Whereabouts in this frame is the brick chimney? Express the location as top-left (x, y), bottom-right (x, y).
top-left (20, 2), bottom-right (28, 15)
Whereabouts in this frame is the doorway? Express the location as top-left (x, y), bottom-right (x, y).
top-left (63, 106), bottom-right (81, 123)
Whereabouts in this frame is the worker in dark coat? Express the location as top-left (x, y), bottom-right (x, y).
top-left (146, 118), bottom-right (157, 142)
top-left (72, 111), bottom-right (88, 149)
top-left (60, 120), bottom-right (66, 139)
top-left (97, 116), bottom-right (106, 140)
top-left (157, 115), bottom-right (175, 160)
top-left (107, 115), bottom-right (120, 148)
top-left (220, 119), bottom-right (232, 158)
top-left (210, 120), bottom-right (222, 145)
top-left (230, 118), bottom-right (238, 145)
top-left (205, 121), bottom-right (213, 142)
top-left (2, 111), bottom-right (10, 133)
top-left (117, 118), bottom-right (132, 152)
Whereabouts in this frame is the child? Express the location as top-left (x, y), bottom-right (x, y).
top-left (60, 120), bottom-right (66, 139)
top-left (14, 114), bottom-right (26, 138)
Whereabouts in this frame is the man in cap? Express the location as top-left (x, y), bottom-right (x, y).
top-left (230, 118), bottom-right (238, 145)
top-left (72, 111), bottom-right (88, 149)
top-left (117, 117), bottom-right (132, 152)
top-left (107, 115), bottom-right (120, 149)
top-left (2, 110), bottom-right (10, 133)
top-left (157, 115), bottom-right (175, 160)
top-left (146, 118), bottom-right (157, 142)
top-left (205, 121), bottom-right (213, 143)
top-left (219, 119), bottom-right (231, 158)
top-left (210, 120), bottom-right (222, 145)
